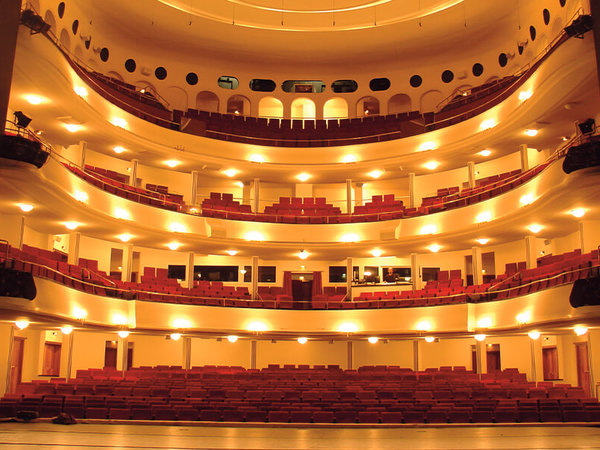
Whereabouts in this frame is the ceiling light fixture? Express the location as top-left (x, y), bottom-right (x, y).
top-left (249, 154), bottom-right (265, 163)
top-left (74, 86), bottom-right (88, 98)
top-left (74, 191), bottom-right (88, 203)
top-left (569, 208), bottom-right (586, 218)
top-left (17, 203), bottom-right (34, 212)
top-left (475, 211), bottom-right (492, 223)
top-left (114, 208), bottom-right (131, 220)
top-left (423, 161), bottom-right (439, 170)
top-left (528, 331), bottom-right (540, 340)
top-left (474, 334), bottom-right (486, 342)
top-left (113, 146), bottom-right (126, 154)
top-left (518, 90), bottom-right (532, 102)
top-left (478, 150), bottom-right (492, 157)
top-left (164, 160), bottom-right (180, 168)
top-left (368, 337), bottom-right (379, 344)
top-left (227, 335), bottom-right (239, 343)
top-left (63, 123), bottom-right (83, 133)
top-left (520, 194), bottom-right (535, 206)
top-left (418, 142), bottom-right (437, 152)
top-left (296, 173), bottom-right (311, 182)
top-left (169, 223), bottom-right (187, 233)
top-left (525, 129), bottom-right (539, 137)
top-left (117, 233), bottom-right (132, 243)
top-left (64, 221), bottom-right (80, 230)
top-left (424, 336), bottom-right (436, 343)
top-left (476, 238), bottom-right (489, 245)
top-left (427, 244), bottom-right (441, 253)
top-left (298, 250), bottom-right (309, 260)
top-left (170, 333), bottom-right (181, 341)
top-left (223, 169), bottom-right (239, 177)
top-left (480, 119), bottom-right (497, 130)
top-left (370, 249), bottom-right (383, 257)
top-left (341, 154), bottom-right (357, 163)
top-left (167, 242), bottom-right (181, 251)
top-left (527, 224), bottom-right (543, 234)
top-left (368, 170), bottom-right (384, 179)
top-left (226, 250), bottom-right (238, 256)
top-left (111, 117), bottom-right (128, 128)
top-left (24, 94), bottom-right (48, 105)
top-left (297, 337), bottom-right (308, 344)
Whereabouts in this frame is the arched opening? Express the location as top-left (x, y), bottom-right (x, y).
top-left (59, 28), bottom-right (70, 53)
top-left (196, 91), bottom-right (219, 112)
top-left (227, 95), bottom-right (250, 116)
top-left (164, 86), bottom-right (189, 111)
top-left (419, 90), bottom-right (443, 113)
top-left (388, 94), bottom-right (412, 114)
top-left (323, 98), bottom-right (348, 119)
top-left (43, 10), bottom-right (56, 32)
top-left (291, 98), bottom-right (316, 120)
top-left (258, 97), bottom-right (283, 118)
top-left (356, 96), bottom-right (380, 117)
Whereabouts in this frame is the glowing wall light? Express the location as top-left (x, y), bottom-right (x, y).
top-left (368, 337), bottom-right (379, 344)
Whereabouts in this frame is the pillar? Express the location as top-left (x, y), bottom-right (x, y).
top-left (346, 257), bottom-right (353, 300)
top-left (185, 252), bottom-right (195, 289)
top-left (0, 0), bottom-right (21, 128)
top-left (413, 339), bottom-right (422, 371)
top-left (530, 337), bottom-right (543, 382)
top-left (62, 331), bottom-right (74, 381)
top-left (519, 144), bottom-right (529, 172)
top-left (129, 159), bottom-right (139, 187)
top-left (354, 182), bottom-right (364, 207)
top-left (253, 178), bottom-right (260, 213)
top-left (242, 182), bottom-right (251, 205)
top-left (346, 179), bottom-right (352, 214)
top-left (588, 330), bottom-right (597, 398)
top-left (578, 220), bottom-right (600, 254)
top-left (67, 232), bottom-right (81, 266)
top-left (18, 216), bottom-right (25, 250)
top-left (117, 335), bottom-right (129, 375)
top-left (4, 325), bottom-right (15, 394)
top-left (411, 253), bottom-right (420, 290)
top-left (475, 339), bottom-right (487, 375)
top-left (251, 340), bottom-right (257, 370)
top-left (467, 161), bottom-right (476, 189)
top-left (524, 235), bottom-right (537, 269)
top-left (408, 173), bottom-right (416, 208)
top-left (472, 246), bottom-right (483, 286)
top-left (190, 170), bottom-right (199, 206)
top-left (182, 337), bottom-right (191, 370)
top-left (347, 341), bottom-right (354, 370)
top-left (78, 141), bottom-right (87, 168)
top-left (122, 243), bottom-right (134, 282)
top-left (251, 256), bottom-right (259, 300)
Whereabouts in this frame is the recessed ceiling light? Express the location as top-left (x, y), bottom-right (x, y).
top-left (475, 211), bottom-right (492, 223)
top-left (474, 334), bottom-right (486, 342)
top-left (118, 330), bottom-right (130, 338)
top-left (167, 242), bottom-right (181, 251)
top-left (525, 129), bottom-right (538, 137)
top-left (520, 194), bottom-right (535, 206)
top-left (297, 337), bottom-right (308, 344)
top-left (296, 173), bottom-right (311, 182)
top-left (370, 249), bottom-right (383, 257)
top-left (24, 94), bottom-right (48, 105)
top-left (226, 250), bottom-right (238, 256)
top-left (428, 244), bottom-right (441, 253)
top-left (368, 337), bottom-right (379, 344)
top-left (227, 335), bottom-right (239, 343)
top-left (74, 191), bottom-right (88, 203)
top-left (574, 325), bottom-right (588, 336)
top-left (164, 160), bottom-right (180, 168)
top-left (476, 238), bottom-right (489, 245)
top-left (17, 203), bottom-right (34, 212)
top-left (528, 331), bottom-right (540, 340)
top-left (478, 149), bottom-right (492, 157)
top-left (527, 224), bottom-right (543, 233)
top-left (569, 208), bottom-right (586, 218)
top-left (341, 154), bottom-right (357, 163)
top-left (63, 123), bottom-right (83, 133)
top-left (170, 333), bottom-right (181, 341)
top-left (518, 90), bottom-right (532, 102)
top-left (114, 208), bottom-right (131, 220)
top-left (64, 221), bottom-right (80, 230)
top-left (235, 181), bottom-right (244, 188)
top-left (113, 146), bottom-right (126, 154)
top-left (424, 336), bottom-right (436, 343)
top-left (298, 250), bottom-right (309, 260)
top-left (74, 86), bottom-right (88, 98)
top-left (249, 154), bottom-right (265, 163)
top-left (15, 320), bottom-right (29, 330)
top-left (418, 142), bottom-right (437, 152)
top-left (423, 161), bottom-right (439, 170)
top-left (223, 169), bottom-right (239, 177)
top-left (368, 170), bottom-right (384, 179)
top-left (117, 233), bottom-right (132, 242)
top-left (480, 119), bottom-right (497, 130)
top-left (60, 325), bottom-right (73, 335)
top-left (111, 117), bottom-right (128, 128)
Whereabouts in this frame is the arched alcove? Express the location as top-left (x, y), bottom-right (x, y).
top-left (164, 86), bottom-right (189, 111)
top-left (43, 10), bottom-right (56, 32)
top-left (258, 97), bottom-right (283, 118)
top-left (419, 90), bottom-right (443, 113)
top-left (59, 28), bottom-right (70, 53)
top-left (227, 95), bottom-right (250, 115)
top-left (323, 98), bottom-right (348, 119)
top-left (388, 94), bottom-right (412, 114)
top-left (356, 96), bottom-right (380, 117)
top-left (291, 98), bottom-right (316, 120)
top-left (196, 91), bottom-right (219, 112)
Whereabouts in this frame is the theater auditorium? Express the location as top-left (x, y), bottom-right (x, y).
top-left (1, 0), bottom-right (600, 448)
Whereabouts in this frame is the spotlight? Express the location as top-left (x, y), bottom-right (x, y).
top-left (14, 111), bottom-right (32, 128)
top-left (564, 15), bottom-right (593, 38)
top-left (20, 9), bottom-right (50, 34)
top-left (578, 118), bottom-right (595, 135)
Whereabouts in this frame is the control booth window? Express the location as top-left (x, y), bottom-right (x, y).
top-left (422, 267), bottom-right (440, 282)
top-left (168, 265), bottom-right (186, 280)
top-left (258, 266), bottom-right (276, 283)
top-left (194, 265), bottom-right (239, 282)
top-left (383, 267), bottom-right (411, 283)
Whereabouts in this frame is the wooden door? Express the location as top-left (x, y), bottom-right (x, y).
top-left (42, 342), bottom-right (61, 376)
top-left (487, 350), bottom-right (501, 372)
top-left (542, 346), bottom-right (559, 380)
top-left (10, 337), bottom-right (25, 393)
top-left (104, 341), bottom-right (117, 368)
top-left (575, 342), bottom-right (591, 397)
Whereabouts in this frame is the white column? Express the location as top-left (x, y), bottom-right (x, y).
top-left (251, 256), bottom-right (259, 300)
top-left (185, 252), bottom-right (195, 289)
top-left (472, 246), bottom-right (483, 285)
top-left (190, 170), bottom-right (199, 206)
top-left (346, 179), bottom-right (352, 214)
top-left (4, 325), bottom-right (15, 394)
top-left (411, 253), bottom-right (420, 290)
top-left (62, 331), bottom-right (74, 381)
top-left (242, 182), bottom-right (251, 205)
top-left (519, 144), bottom-right (529, 172)
top-left (122, 244), bottom-right (134, 282)
top-left (253, 178), bottom-right (260, 213)
top-left (408, 173), bottom-right (416, 208)
top-left (18, 216), bottom-right (25, 250)
top-left (251, 340), bottom-right (257, 370)
top-left (182, 337), bottom-right (191, 370)
top-left (347, 341), bottom-right (354, 370)
top-left (467, 161), bottom-right (476, 189)
top-left (129, 159), bottom-right (139, 187)
top-left (475, 339), bottom-right (487, 375)
top-left (524, 235), bottom-right (537, 269)
top-left (78, 141), bottom-right (87, 168)
top-left (346, 257), bottom-right (353, 300)
top-left (117, 335), bottom-right (129, 375)
top-left (67, 232), bottom-right (80, 266)
top-left (413, 339), bottom-right (422, 371)
top-left (354, 182), bottom-right (364, 207)
top-left (530, 337), bottom-right (543, 382)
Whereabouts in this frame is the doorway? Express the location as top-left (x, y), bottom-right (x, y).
top-left (471, 343), bottom-right (501, 372)
top-left (575, 342), bottom-right (591, 396)
top-left (542, 346), bottom-right (559, 380)
top-left (42, 342), bottom-right (61, 376)
top-left (10, 337), bottom-right (25, 393)
top-left (291, 272), bottom-right (313, 309)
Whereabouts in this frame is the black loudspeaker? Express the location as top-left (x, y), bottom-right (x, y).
top-left (13, 111), bottom-right (32, 128)
top-left (20, 9), bottom-right (51, 34)
top-left (15, 410), bottom-right (39, 422)
top-left (578, 118), bottom-right (596, 135)
top-left (564, 15), bottom-right (594, 38)
top-left (0, 134), bottom-right (49, 168)
top-left (562, 138), bottom-right (600, 174)
top-left (0, 268), bottom-right (37, 300)
top-left (52, 412), bottom-right (77, 425)
top-left (570, 277), bottom-right (600, 307)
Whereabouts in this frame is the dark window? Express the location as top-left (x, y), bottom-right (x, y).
top-left (472, 63), bottom-right (484, 77)
top-left (369, 78), bottom-right (391, 91)
top-left (84, 38), bottom-right (91, 50)
top-left (250, 79), bottom-right (276, 92)
top-left (124, 59), bottom-right (136, 73)
top-left (518, 44), bottom-right (524, 55)
top-left (559, 0), bottom-right (566, 7)
top-left (364, 266), bottom-right (379, 282)
top-left (100, 47), bottom-right (109, 62)
top-left (331, 80), bottom-right (358, 93)
top-left (529, 26), bottom-right (537, 41)
top-left (543, 9), bottom-right (551, 25)
top-left (186, 72), bottom-right (198, 85)
top-left (498, 52), bottom-right (508, 67)
top-left (409, 75), bottom-right (422, 88)
top-left (168, 265), bottom-right (186, 280)
top-left (329, 266), bottom-right (347, 283)
top-left (422, 267), bottom-right (440, 282)
top-left (194, 265), bottom-right (239, 282)
top-left (441, 70), bottom-right (454, 83)
top-left (218, 76), bottom-right (239, 90)
top-left (58, 2), bottom-right (65, 18)
top-left (243, 266), bottom-right (252, 283)
top-left (282, 80), bottom-right (325, 93)
top-left (71, 20), bottom-right (79, 35)
top-left (383, 267), bottom-right (411, 282)
top-left (155, 66), bottom-right (167, 80)
top-left (258, 266), bottom-right (276, 283)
